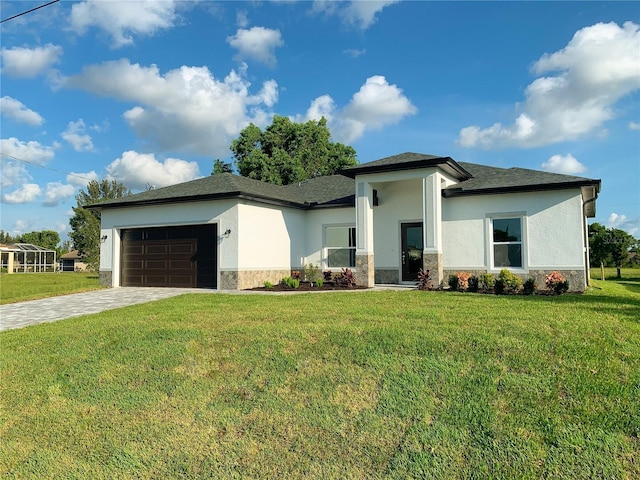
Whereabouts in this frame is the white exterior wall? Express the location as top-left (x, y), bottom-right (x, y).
top-left (371, 178), bottom-right (423, 267)
top-left (305, 207), bottom-right (356, 269)
top-left (100, 199), bottom-right (238, 287)
top-left (236, 202), bottom-right (306, 271)
top-left (442, 190), bottom-right (586, 271)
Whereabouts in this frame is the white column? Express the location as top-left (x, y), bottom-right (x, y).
top-left (356, 180), bottom-right (374, 254)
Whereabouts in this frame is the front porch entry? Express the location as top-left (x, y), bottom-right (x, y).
top-left (401, 222), bottom-right (423, 282)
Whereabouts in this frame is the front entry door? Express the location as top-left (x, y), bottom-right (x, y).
top-left (401, 222), bottom-right (423, 282)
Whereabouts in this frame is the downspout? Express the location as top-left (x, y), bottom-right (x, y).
top-left (582, 196), bottom-right (597, 287)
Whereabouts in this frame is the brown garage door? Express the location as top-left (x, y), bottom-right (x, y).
top-left (121, 225), bottom-right (217, 288)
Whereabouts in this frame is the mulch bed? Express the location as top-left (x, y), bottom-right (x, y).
top-left (247, 282), bottom-right (369, 292)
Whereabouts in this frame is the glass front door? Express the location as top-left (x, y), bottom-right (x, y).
top-left (401, 222), bottom-right (423, 282)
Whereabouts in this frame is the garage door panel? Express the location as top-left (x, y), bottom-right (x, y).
top-left (121, 225), bottom-right (216, 288)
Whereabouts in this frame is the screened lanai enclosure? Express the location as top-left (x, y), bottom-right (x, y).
top-left (0, 244), bottom-right (57, 273)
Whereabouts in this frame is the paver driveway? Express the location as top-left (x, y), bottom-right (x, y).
top-left (0, 287), bottom-right (217, 332)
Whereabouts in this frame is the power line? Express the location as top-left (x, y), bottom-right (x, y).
top-left (0, 151), bottom-right (98, 184)
top-left (0, 0), bottom-right (60, 24)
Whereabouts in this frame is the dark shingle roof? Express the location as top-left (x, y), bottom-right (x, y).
top-left (91, 154), bottom-right (601, 211)
top-left (91, 173), bottom-right (354, 210)
top-left (444, 162), bottom-right (600, 197)
top-left (340, 152), bottom-right (473, 179)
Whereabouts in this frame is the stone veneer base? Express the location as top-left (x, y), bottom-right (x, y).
top-left (375, 268), bottom-right (399, 284)
top-left (99, 270), bottom-right (112, 287)
top-left (423, 253), bottom-right (444, 287)
top-left (221, 269), bottom-right (292, 290)
top-left (355, 254), bottom-right (375, 287)
top-left (442, 269), bottom-right (587, 293)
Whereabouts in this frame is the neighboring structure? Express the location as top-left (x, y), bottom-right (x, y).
top-left (59, 250), bottom-right (89, 272)
top-left (0, 243), bottom-right (57, 273)
top-left (92, 153), bottom-right (600, 291)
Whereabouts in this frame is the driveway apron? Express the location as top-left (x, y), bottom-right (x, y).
top-left (0, 287), bottom-right (217, 332)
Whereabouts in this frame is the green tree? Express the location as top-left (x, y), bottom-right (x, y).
top-left (69, 180), bottom-right (130, 271)
top-left (17, 230), bottom-right (61, 252)
top-left (231, 116), bottom-right (358, 185)
top-left (0, 230), bottom-right (16, 244)
top-left (211, 158), bottom-right (233, 175)
top-left (589, 222), bottom-right (637, 277)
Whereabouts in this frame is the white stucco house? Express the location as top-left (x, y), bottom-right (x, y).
top-left (92, 152), bottom-right (600, 291)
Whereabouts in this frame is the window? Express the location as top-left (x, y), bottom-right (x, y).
top-left (491, 217), bottom-right (523, 268)
top-left (325, 226), bottom-right (356, 268)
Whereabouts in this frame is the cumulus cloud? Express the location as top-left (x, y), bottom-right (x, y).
top-left (105, 150), bottom-right (200, 190)
top-left (43, 182), bottom-right (76, 207)
top-left (540, 154), bottom-right (587, 175)
top-left (0, 96), bottom-right (44, 126)
top-left (0, 159), bottom-right (29, 188)
top-left (295, 76), bottom-right (416, 143)
top-left (64, 59), bottom-right (278, 156)
top-left (0, 43), bottom-right (62, 78)
top-left (61, 119), bottom-right (94, 152)
top-left (1, 183), bottom-right (41, 204)
top-left (607, 212), bottom-right (639, 236)
top-left (0, 137), bottom-right (56, 164)
top-left (458, 21), bottom-right (640, 149)
top-left (227, 27), bottom-right (284, 67)
top-left (312, 0), bottom-right (399, 29)
top-left (69, 0), bottom-right (180, 48)
top-left (67, 171), bottom-right (99, 187)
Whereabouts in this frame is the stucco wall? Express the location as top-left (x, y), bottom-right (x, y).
top-left (442, 190), bottom-right (585, 271)
top-left (304, 207), bottom-right (356, 269)
top-left (100, 199), bottom-right (238, 287)
top-left (371, 178), bottom-right (423, 268)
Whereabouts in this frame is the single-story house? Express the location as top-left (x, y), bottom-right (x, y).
top-left (59, 250), bottom-right (89, 272)
top-left (92, 152), bottom-right (600, 291)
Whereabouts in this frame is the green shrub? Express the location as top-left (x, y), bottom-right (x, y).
top-left (523, 278), bottom-right (537, 295)
top-left (315, 278), bottom-right (324, 288)
top-left (448, 275), bottom-right (459, 291)
top-left (264, 280), bottom-right (273, 289)
top-left (468, 275), bottom-right (479, 293)
top-left (281, 276), bottom-right (300, 289)
top-left (303, 264), bottom-right (320, 283)
top-left (479, 273), bottom-right (495, 291)
top-left (496, 269), bottom-right (523, 294)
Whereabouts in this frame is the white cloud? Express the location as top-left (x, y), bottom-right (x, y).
top-left (43, 182), bottom-right (76, 207)
top-left (0, 96), bottom-right (44, 126)
top-left (344, 48), bottom-right (366, 58)
top-left (458, 21), bottom-right (640, 149)
top-left (0, 43), bottom-right (62, 78)
top-left (0, 159), bottom-right (29, 188)
top-left (64, 59), bottom-right (278, 157)
top-left (69, 0), bottom-right (179, 48)
top-left (629, 121), bottom-right (640, 131)
top-left (312, 0), bottom-right (399, 30)
top-left (0, 137), bottom-right (56, 164)
top-left (607, 212), bottom-right (639, 236)
top-left (1, 183), bottom-right (41, 204)
top-left (67, 171), bottom-right (99, 187)
top-left (338, 75), bottom-right (417, 142)
top-left (236, 10), bottom-right (249, 28)
top-left (541, 154), bottom-right (587, 175)
top-left (11, 219), bottom-right (32, 236)
top-left (61, 119), bottom-right (94, 152)
top-left (295, 76), bottom-right (416, 143)
top-left (105, 150), bottom-right (200, 190)
top-left (227, 27), bottom-right (284, 67)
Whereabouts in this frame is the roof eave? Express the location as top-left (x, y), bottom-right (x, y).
top-left (442, 179), bottom-right (602, 198)
top-left (340, 157), bottom-right (473, 180)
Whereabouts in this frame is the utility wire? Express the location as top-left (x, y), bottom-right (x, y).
top-left (0, 151), bottom-right (98, 184)
top-left (0, 0), bottom-right (60, 24)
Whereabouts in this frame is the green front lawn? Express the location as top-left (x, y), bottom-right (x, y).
top-left (1, 280), bottom-right (639, 478)
top-left (0, 272), bottom-right (102, 304)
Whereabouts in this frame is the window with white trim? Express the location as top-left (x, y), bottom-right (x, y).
top-left (491, 217), bottom-right (523, 268)
top-left (324, 225), bottom-right (356, 268)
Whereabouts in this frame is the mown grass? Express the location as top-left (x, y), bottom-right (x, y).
top-left (1, 280), bottom-right (639, 479)
top-left (0, 272), bottom-right (102, 304)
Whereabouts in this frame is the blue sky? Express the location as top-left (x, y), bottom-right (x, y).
top-left (1, 0), bottom-right (639, 241)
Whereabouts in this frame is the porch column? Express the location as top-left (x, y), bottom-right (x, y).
top-left (355, 180), bottom-right (375, 287)
top-left (7, 251), bottom-right (14, 274)
top-left (423, 173), bottom-right (444, 285)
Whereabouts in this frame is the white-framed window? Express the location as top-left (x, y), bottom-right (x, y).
top-left (324, 225), bottom-right (356, 268)
top-left (490, 216), bottom-right (524, 269)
